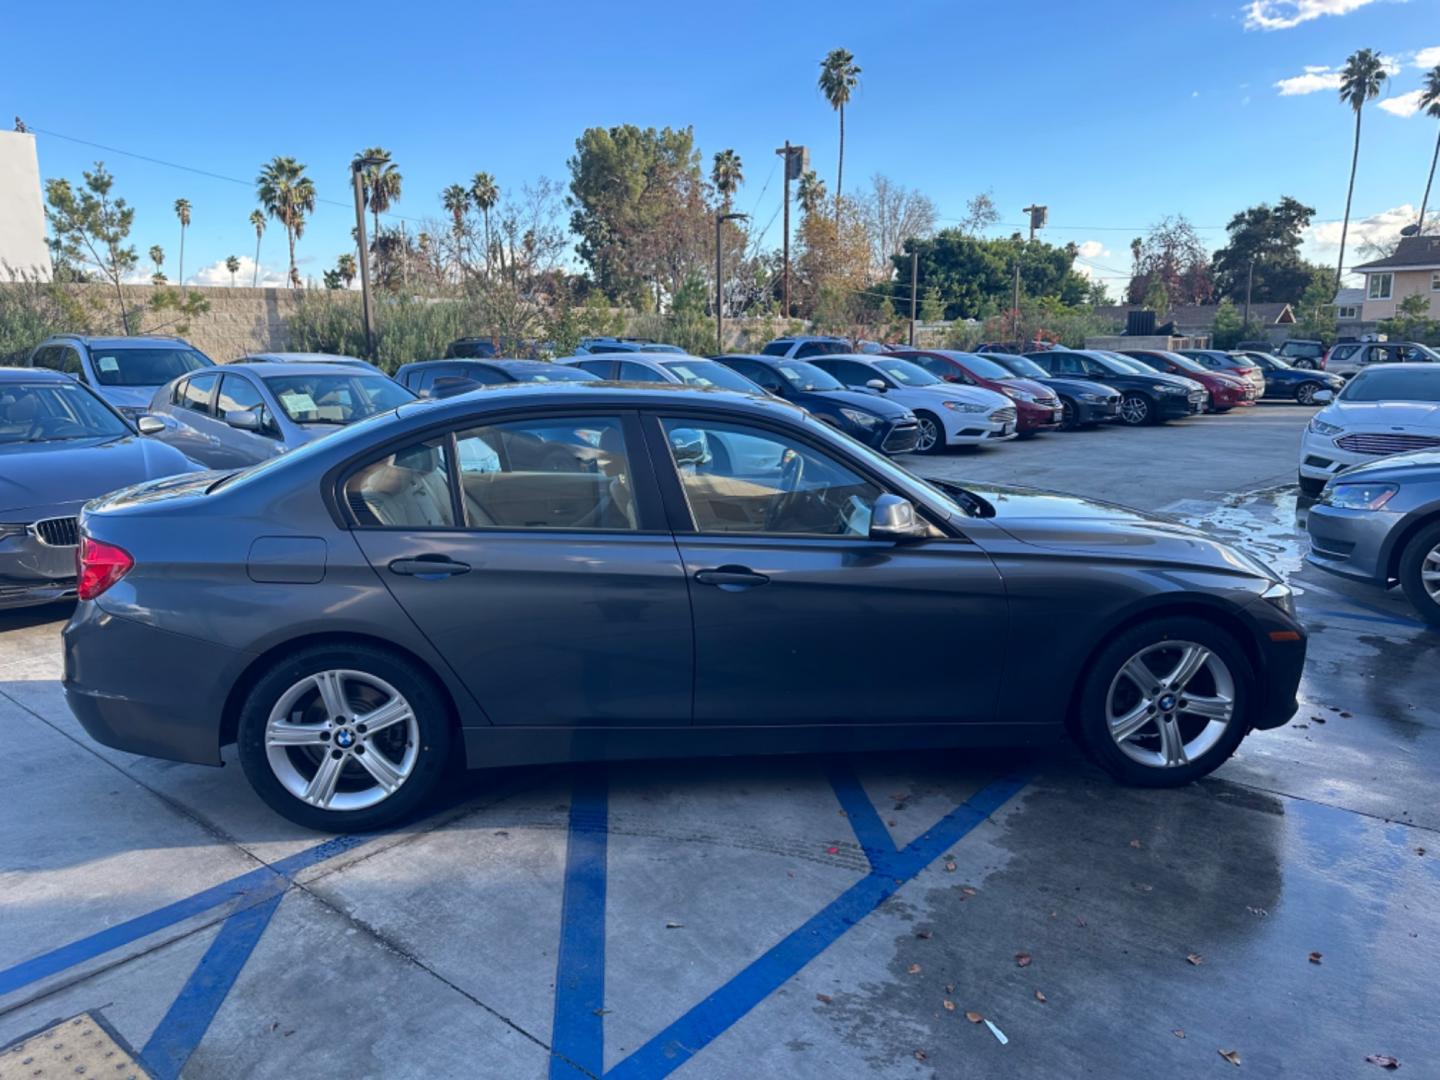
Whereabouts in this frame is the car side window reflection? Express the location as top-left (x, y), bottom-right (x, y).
top-left (660, 418), bottom-right (882, 537)
top-left (346, 439), bottom-right (456, 528)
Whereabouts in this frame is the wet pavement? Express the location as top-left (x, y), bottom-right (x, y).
top-left (0, 403), bottom-right (1435, 1079)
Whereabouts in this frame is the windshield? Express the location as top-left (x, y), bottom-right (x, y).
top-left (263, 373), bottom-right (415, 424)
top-left (1185, 352), bottom-right (1223, 370)
top-left (1339, 368), bottom-right (1440, 403)
top-left (1159, 352), bottom-right (1207, 373)
top-left (89, 346), bottom-right (212, 386)
top-left (660, 359), bottom-right (760, 392)
top-left (872, 358), bottom-right (940, 386)
top-left (509, 366), bottom-right (599, 383)
top-left (992, 355), bottom-right (1048, 379)
top-left (1405, 343), bottom-right (1440, 361)
top-left (951, 353), bottom-right (1014, 379)
top-left (0, 381), bottom-right (131, 443)
top-left (1093, 353), bottom-right (1149, 375)
top-left (776, 361), bottom-right (844, 391)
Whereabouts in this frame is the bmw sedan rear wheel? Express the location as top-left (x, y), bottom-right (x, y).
top-left (1076, 617), bottom-right (1252, 787)
top-left (237, 644), bottom-right (452, 831)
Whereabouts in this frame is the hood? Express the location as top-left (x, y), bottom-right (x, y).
top-left (1033, 375), bottom-right (1119, 397)
top-left (1331, 447), bottom-right (1440, 483)
top-left (0, 436), bottom-right (201, 518)
top-left (93, 384), bottom-right (160, 411)
top-left (1325, 401), bottom-right (1440, 431)
top-left (999, 378), bottom-right (1054, 400)
top-left (909, 383), bottom-right (1012, 409)
top-left (812, 388), bottom-right (913, 418)
top-left (955, 481), bottom-right (1277, 581)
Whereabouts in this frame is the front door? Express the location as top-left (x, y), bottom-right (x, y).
top-left (647, 414), bottom-right (1007, 726)
top-left (347, 411), bottom-right (693, 727)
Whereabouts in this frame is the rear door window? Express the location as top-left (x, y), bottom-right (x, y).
top-left (616, 361), bottom-right (666, 382)
top-left (217, 373), bottom-right (278, 436)
top-left (181, 372), bottom-right (219, 415)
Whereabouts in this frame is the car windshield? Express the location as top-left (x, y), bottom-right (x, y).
top-left (1247, 353), bottom-right (1287, 369)
top-left (992, 355), bottom-right (1049, 379)
top-left (1339, 369), bottom-right (1440, 403)
top-left (951, 353), bottom-right (1014, 379)
top-left (1404, 343), bottom-right (1440, 361)
top-left (1186, 352), bottom-right (1223, 370)
top-left (659, 359), bottom-right (759, 392)
top-left (1158, 352), bottom-right (1207, 373)
top-left (507, 366), bottom-right (599, 383)
top-left (88, 346), bottom-right (212, 386)
top-left (872, 358), bottom-right (940, 386)
top-left (776, 361), bottom-right (844, 391)
top-left (263, 373), bottom-right (415, 424)
top-left (0, 381), bottom-right (131, 443)
top-left (1092, 353), bottom-right (1148, 375)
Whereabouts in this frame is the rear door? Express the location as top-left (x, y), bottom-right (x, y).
top-left (156, 372), bottom-right (224, 465)
top-left (346, 410), bottom-right (693, 727)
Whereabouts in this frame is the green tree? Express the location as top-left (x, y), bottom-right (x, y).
top-left (256, 156), bottom-right (316, 288)
top-left (225, 254), bottom-right (240, 287)
top-left (1211, 196), bottom-right (1317, 303)
top-left (173, 198), bottom-right (191, 286)
top-left (249, 209), bottom-right (266, 286)
top-left (891, 231), bottom-right (1086, 320)
top-left (44, 162), bottom-right (138, 332)
top-left (711, 149), bottom-right (743, 210)
top-left (1142, 277), bottom-right (1170, 317)
top-left (818, 48), bottom-right (860, 214)
top-left (1334, 48), bottom-right (1388, 293)
top-left (353, 148), bottom-right (402, 246)
top-left (337, 252), bottom-right (357, 288)
top-left (1126, 216), bottom-right (1213, 306)
top-left (470, 172), bottom-right (499, 276)
top-left (920, 286), bottom-right (944, 322)
top-left (442, 183), bottom-right (471, 274)
top-left (148, 244), bottom-right (165, 282)
top-left (323, 267), bottom-right (344, 290)
top-left (1378, 293), bottom-right (1440, 344)
top-left (1418, 65), bottom-right (1440, 232)
top-left (1211, 298), bottom-right (1245, 348)
top-left (1292, 276), bottom-right (1339, 342)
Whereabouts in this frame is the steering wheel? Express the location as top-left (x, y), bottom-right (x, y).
top-left (764, 450), bottom-right (807, 531)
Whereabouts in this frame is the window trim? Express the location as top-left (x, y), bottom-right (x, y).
top-left (1367, 272), bottom-right (1393, 300)
top-left (1431, 271), bottom-right (1440, 292)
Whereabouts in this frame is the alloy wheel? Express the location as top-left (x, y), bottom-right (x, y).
top-left (1423, 543), bottom-right (1440, 602)
top-left (914, 416), bottom-right (940, 453)
top-left (1106, 641), bottom-right (1235, 769)
top-left (1296, 383), bottom-right (1318, 405)
top-left (1119, 394), bottom-right (1149, 425)
top-left (264, 669), bottom-right (419, 811)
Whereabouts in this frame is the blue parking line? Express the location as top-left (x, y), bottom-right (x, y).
top-left (602, 771), bottom-right (1031, 1080)
top-left (0, 833), bottom-right (367, 999)
top-left (549, 770), bottom-right (609, 1080)
top-left (825, 760), bottom-right (899, 872)
top-left (140, 890), bottom-right (285, 1080)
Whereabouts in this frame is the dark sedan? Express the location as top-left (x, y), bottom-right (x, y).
top-left (983, 353), bottom-right (1122, 428)
top-left (1235, 351), bottom-right (1345, 405)
top-left (716, 354), bottom-right (919, 454)
top-left (394, 358), bottom-right (601, 398)
top-left (0, 368), bottom-right (199, 609)
top-left (64, 384), bottom-right (1305, 830)
top-left (1027, 350), bottom-right (1206, 425)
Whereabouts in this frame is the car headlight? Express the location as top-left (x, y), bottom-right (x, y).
top-left (1006, 388), bottom-right (1036, 402)
top-left (1260, 581), bottom-right (1296, 619)
top-left (839, 407), bottom-right (881, 430)
top-left (1153, 383), bottom-right (1186, 394)
top-left (1079, 392), bottom-right (1106, 403)
top-left (1323, 482), bottom-right (1398, 510)
top-left (1308, 416), bottom-right (1344, 436)
top-left (942, 400), bottom-right (989, 413)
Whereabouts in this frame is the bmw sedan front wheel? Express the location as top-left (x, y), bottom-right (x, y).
top-left (1076, 617), bottom-right (1252, 787)
top-left (237, 644), bottom-right (452, 831)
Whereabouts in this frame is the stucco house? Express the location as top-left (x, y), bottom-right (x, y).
top-left (1354, 235), bottom-right (1440, 321)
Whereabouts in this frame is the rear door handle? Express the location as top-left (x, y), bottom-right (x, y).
top-left (388, 556), bottom-right (470, 578)
top-left (694, 565), bottom-right (769, 590)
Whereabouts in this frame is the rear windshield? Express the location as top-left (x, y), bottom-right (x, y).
top-left (776, 361), bottom-right (843, 391)
top-left (1339, 369), bottom-right (1440, 403)
top-left (263, 373), bottom-right (414, 424)
top-left (89, 347), bottom-right (212, 386)
top-left (659, 359), bottom-right (760, 392)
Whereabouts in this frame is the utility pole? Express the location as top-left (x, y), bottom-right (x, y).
top-left (1016, 205), bottom-right (1047, 346)
top-left (909, 250), bottom-right (918, 346)
top-left (351, 158), bottom-right (382, 362)
top-left (1243, 258), bottom-right (1254, 337)
top-left (774, 143), bottom-right (806, 318)
top-left (716, 211), bottom-right (748, 353)
top-left (1012, 262), bottom-right (1021, 345)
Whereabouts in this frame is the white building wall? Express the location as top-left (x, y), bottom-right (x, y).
top-left (0, 131), bottom-right (53, 278)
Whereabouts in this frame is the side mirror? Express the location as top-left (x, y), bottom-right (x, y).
top-left (224, 409), bottom-right (262, 432)
top-left (869, 494), bottom-right (929, 541)
top-left (136, 414), bottom-right (166, 435)
top-left (667, 427), bottom-right (710, 467)
top-left (1312, 390), bottom-right (1334, 404)
top-left (866, 379), bottom-right (887, 392)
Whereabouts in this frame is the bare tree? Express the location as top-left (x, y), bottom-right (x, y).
top-left (958, 191), bottom-right (1000, 236)
top-left (861, 173), bottom-right (937, 281)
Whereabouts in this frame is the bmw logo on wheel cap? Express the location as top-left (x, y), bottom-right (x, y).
top-left (335, 729), bottom-right (355, 749)
top-left (1158, 693), bottom-right (1177, 712)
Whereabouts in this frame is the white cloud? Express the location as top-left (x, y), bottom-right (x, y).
top-left (1303, 204), bottom-right (1419, 281)
top-left (1379, 89), bottom-right (1426, 116)
top-left (1275, 68), bottom-right (1344, 95)
top-left (1073, 241), bottom-right (1126, 282)
top-left (1414, 46), bottom-right (1440, 68)
top-left (1244, 0), bottom-right (1383, 31)
top-left (189, 256), bottom-right (288, 287)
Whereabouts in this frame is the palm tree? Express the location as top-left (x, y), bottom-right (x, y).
top-left (712, 149), bottom-right (744, 211)
top-left (353, 147), bottom-right (402, 243)
top-left (470, 171), bottom-right (499, 276)
top-left (1418, 65), bottom-right (1440, 233)
top-left (148, 245), bottom-right (165, 280)
top-left (1334, 48), bottom-right (1388, 294)
top-left (225, 254), bottom-right (240, 287)
top-left (796, 170), bottom-right (828, 217)
top-left (256, 156), bottom-right (317, 289)
top-left (173, 199), bottom-right (191, 286)
top-left (337, 252), bottom-right (357, 288)
top-left (442, 183), bottom-right (470, 275)
top-left (818, 48), bottom-right (861, 214)
top-left (249, 209), bottom-right (266, 286)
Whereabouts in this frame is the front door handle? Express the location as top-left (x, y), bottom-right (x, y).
top-left (694, 565), bottom-right (769, 590)
top-left (388, 556), bottom-right (470, 578)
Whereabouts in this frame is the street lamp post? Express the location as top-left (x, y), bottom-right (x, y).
top-left (716, 211), bottom-right (748, 353)
top-left (351, 156), bottom-right (385, 362)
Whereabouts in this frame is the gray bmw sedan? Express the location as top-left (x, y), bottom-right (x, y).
top-left (63, 384), bottom-right (1307, 830)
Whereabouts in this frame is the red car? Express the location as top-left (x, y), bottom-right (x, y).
top-left (1120, 349), bottom-right (1254, 413)
top-left (888, 348), bottom-right (1064, 436)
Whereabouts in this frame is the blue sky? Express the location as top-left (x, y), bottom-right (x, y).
top-left (3, 0), bottom-right (1436, 291)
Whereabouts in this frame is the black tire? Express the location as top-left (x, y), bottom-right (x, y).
top-left (1398, 520), bottom-right (1440, 628)
top-left (1210, 406), bottom-right (1233, 414)
top-left (1117, 392), bottom-right (1156, 426)
top-left (1058, 397), bottom-right (1080, 430)
top-left (237, 643), bottom-right (453, 831)
top-left (1295, 382), bottom-right (1322, 406)
top-left (1075, 616), bottom-right (1254, 788)
top-left (1298, 473), bottom-right (1326, 497)
top-left (914, 410), bottom-right (946, 454)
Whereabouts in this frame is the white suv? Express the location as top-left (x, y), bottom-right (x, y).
top-left (1324, 341), bottom-right (1440, 379)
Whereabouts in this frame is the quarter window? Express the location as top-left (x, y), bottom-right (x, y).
top-left (452, 417), bottom-right (637, 531)
top-left (660, 418), bottom-right (881, 537)
top-left (1367, 273), bottom-right (1393, 300)
top-left (346, 438), bottom-right (456, 528)
top-left (181, 372), bottom-right (219, 414)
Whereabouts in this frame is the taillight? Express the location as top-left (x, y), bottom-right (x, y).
top-left (77, 536), bottom-right (133, 600)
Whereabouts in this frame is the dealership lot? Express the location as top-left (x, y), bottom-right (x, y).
top-left (1, 404), bottom-right (1436, 1079)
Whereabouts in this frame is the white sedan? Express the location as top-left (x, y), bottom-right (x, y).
top-left (1298, 364), bottom-right (1440, 496)
top-left (805, 354), bottom-right (1017, 453)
